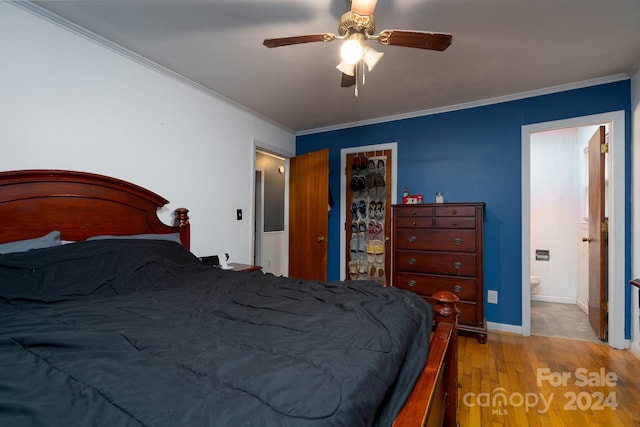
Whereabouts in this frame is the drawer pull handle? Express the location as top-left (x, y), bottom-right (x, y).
top-left (453, 285), bottom-right (463, 293)
top-left (408, 280), bottom-right (417, 287)
top-left (411, 210), bottom-right (417, 216)
top-left (452, 209), bottom-right (457, 214)
top-left (412, 221), bottom-right (417, 226)
top-left (408, 235), bottom-right (417, 243)
top-left (451, 220), bottom-right (458, 226)
top-left (453, 261), bottom-right (463, 270)
top-left (454, 237), bottom-right (463, 245)
top-left (408, 258), bottom-right (417, 265)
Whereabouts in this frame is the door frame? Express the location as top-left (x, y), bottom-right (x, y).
top-left (521, 110), bottom-right (626, 349)
top-left (339, 142), bottom-right (398, 280)
top-left (253, 140), bottom-right (295, 276)
top-left (254, 168), bottom-right (264, 267)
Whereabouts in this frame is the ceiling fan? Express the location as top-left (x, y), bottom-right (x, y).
top-left (263, 0), bottom-right (452, 95)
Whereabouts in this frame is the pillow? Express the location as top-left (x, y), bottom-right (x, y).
top-left (0, 231), bottom-right (62, 254)
top-left (86, 232), bottom-right (182, 244)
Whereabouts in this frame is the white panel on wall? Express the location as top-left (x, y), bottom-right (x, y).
top-left (261, 232), bottom-right (286, 276)
top-left (530, 128), bottom-right (580, 301)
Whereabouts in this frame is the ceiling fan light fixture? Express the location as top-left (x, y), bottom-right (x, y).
top-left (263, 0), bottom-right (452, 94)
top-left (336, 60), bottom-right (356, 76)
top-left (340, 38), bottom-right (364, 64)
top-left (362, 46), bottom-right (383, 71)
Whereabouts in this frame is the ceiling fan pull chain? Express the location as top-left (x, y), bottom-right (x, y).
top-left (362, 60), bottom-right (366, 86)
top-left (355, 62), bottom-right (359, 97)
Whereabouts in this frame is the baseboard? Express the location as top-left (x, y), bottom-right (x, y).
top-left (631, 341), bottom-right (640, 359)
top-left (531, 295), bottom-right (577, 304)
top-left (487, 321), bottom-right (523, 335)
top-left (576, 299), bottom-right (588, 314)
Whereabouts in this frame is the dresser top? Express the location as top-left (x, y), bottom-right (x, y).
top-left (392, 202), bottom-right (485, 208)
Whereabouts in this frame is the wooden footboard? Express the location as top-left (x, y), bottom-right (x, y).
top-left (394, 291), bottom-right (459, 427)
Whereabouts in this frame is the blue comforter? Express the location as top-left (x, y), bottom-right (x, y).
top-left (0, 240), bottom-right (432, 426)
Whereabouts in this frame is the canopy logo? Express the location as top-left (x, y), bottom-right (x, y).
top-left (462, 388), bottom-right (552, 415)
top-left (462, 368), bottom-right (618, 415)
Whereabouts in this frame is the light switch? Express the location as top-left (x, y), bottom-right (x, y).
top-left (236, 209), bottom-right (242, 220)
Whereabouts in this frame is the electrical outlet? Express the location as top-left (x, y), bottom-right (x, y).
top-left (487, 290), bottom-right (498, 304)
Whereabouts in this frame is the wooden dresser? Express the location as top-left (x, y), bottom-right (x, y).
top-left (392, 202), bottom-right (487, 343)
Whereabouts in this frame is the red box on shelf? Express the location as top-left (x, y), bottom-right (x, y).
top-left (402, 194), bottom-right (423, 204)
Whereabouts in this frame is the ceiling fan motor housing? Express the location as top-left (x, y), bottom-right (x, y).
top-left (339, 12), bottom-right (375, 36)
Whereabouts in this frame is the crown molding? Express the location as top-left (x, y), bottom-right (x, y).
top-left (297, 73), bottom-right (630, 136)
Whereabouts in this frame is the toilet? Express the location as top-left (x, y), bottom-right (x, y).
top-left (530, 275), bottom-right (541, 291)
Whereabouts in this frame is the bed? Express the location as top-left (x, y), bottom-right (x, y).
top-left (0, 169), bottom-right (459, 427)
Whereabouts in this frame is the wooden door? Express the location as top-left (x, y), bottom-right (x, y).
top-left (345, 149), bottom-right (392, 285)
top-left (587, 126), bottom-right (607, 340)
top-left (289, 149), bottom-right (329, 281)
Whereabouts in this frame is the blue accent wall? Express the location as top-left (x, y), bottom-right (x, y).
top-left (297, 80), bottom-right (632, 331)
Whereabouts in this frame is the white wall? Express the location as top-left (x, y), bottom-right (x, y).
top-left (0, 3), bottom-right (295, 262)
top-left (530, 128), bottom-right (580, 302)
top-left (261, 232), bottom-right (286, 276)
top-left (530, 125), bottom-right (606, 307)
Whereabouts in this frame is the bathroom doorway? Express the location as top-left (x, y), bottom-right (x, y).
top-left (521, 111), bottom-right (626, 349)
top-left (528, 125), bottom-right (605, 341)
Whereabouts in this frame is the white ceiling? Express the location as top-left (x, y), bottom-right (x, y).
top-left (30, 0), bottom-right (640, 133)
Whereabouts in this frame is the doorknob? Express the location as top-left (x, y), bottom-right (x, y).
top-left (582, 237), bottom-right (593, 242)
top-left (317, 236), bottom-right (326, 243)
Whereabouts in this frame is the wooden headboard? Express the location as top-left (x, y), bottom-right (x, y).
top-left (0, 170), bottom-right (190, 248)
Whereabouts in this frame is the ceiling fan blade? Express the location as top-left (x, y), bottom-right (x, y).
top-left (376, 30), bottom-right (452, 51)
top-left (341, 72), bottom-right (356, 87)
top-left (263, 33), bottom-right (335, 48)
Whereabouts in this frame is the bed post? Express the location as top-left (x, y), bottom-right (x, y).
top-left (432, 291), bottom-right (460, 427)
top-left (173, 208), bottom-right (190, 250)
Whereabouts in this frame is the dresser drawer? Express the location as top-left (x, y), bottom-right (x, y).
top-left (396, 216), bottom-right (434, 228)
top-left (395, 228), bottom-right (476, 251)
top-left (395, 206), bottom-right (434, 217)
top-left (435, 205), bottom-right (476, 217)
top-left (395, 272), bottom-right (477, 300)
top-left (434, 216), bottom-right (477, 229)
top-left (396, 251), bottom-right (477, 276)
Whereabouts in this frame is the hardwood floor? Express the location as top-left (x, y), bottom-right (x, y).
top-left (457, 332), bottom-right (640, 426)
